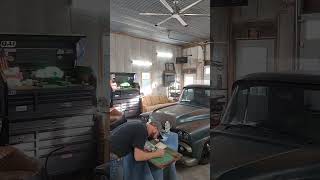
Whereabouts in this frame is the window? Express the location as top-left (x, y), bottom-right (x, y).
top-left (184, 74), bottom-right (196, 86)
top-left (306, 20), bottom-right (320, 40)
top-left (204, 66), bottom-right (210, 85)
top-left (205, 66), bottom-right (210, 75)
top-left (141, 72), bottom-right (151, 95)
top-left (180, 88), bottom-right (210, 107)
top-left (222, 83), bottom-right (320, 141)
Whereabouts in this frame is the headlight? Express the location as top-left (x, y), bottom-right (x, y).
top-left (140, 114), bottom-right (151, 123)
top-left (148, 115), bottom-right (154, 122)
top-left (177, 130), bottom-right (191, 141)
top-left (183, 132), bottom-right (189, 140)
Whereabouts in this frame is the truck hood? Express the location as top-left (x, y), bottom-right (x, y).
top-left (216, 147), bottom-right (320, 180)
top-left (211, 125), bottom-right (306, 179)
top-left (151, 103), bottom-right (209, 127)
top-left (176, 119), bottom-right (209, 134)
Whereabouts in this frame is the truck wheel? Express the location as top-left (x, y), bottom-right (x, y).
top-left (199, 141), bottom-right (210, 164)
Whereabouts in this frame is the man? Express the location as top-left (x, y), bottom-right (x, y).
top-left (110, 120), bottom-right (165, 180)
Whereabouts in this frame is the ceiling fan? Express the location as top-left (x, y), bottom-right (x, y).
top-left (139, 0), bottom-right (209, 27)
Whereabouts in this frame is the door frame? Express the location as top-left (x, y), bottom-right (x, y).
top-left (235, 39), bottom-right (276, 80)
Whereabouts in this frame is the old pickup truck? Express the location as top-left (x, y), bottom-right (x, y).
top-left (141, 85), bottom-right (225, 166)
top-left (212, 72), bottom-right (320, 180)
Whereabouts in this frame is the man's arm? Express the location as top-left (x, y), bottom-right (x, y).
top-left (134, 147), bottom-right (165, 161)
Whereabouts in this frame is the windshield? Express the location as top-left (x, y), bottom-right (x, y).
top-left (180, 87), bottom-right (210, 107)
top-left (222, 82), bottom-right (320, 141)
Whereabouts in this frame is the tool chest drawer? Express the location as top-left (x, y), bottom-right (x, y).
top-left (7, 91), bottom-right (35, 118)
top-left (38, 127), bottom-right (93, 140)
top-left (12, 142), bottom-right (35, 152)
top-left (9, 133), bottom-right (35, 144)
top-left (40, 149), bottom-right (96, 175)
top-left (9, 115), bottom-right (94, 133)
top-left (38, 134), bottom-right (93, 149)
top-left (38, 142), bottom-right (94, 157)
top-left (7, 87), bottom-right (95, 120)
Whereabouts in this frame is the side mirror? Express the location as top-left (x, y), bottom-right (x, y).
top-left (210, 96), bottom-right (227, 128)
top-left (139, 112), bottom-right (150, 123)
top-left (211, 113), bottom-right (222, 128)
top-left (211, 96), bottom-right (226, 112)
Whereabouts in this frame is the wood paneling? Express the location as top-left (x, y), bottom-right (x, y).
top-left (110, 33), bottom-right (182, 96)
top-left (182, 45), bottom-right (210, 85)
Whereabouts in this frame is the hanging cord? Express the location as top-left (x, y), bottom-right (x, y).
top-left (44, 146), bottom-right (67, 180)
top-left (0, 48), bottom-right (9, 72)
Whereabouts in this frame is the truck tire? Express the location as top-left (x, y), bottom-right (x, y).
top-left (199, 141), bottom-right (210, 165)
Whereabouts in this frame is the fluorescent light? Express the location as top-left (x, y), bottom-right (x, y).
top-left (157, 51), bottom-right (173, 58)
top-left (132, 60), bottom-right (152, 67)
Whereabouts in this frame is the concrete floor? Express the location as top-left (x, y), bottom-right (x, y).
top-left (176, 164), bottom-right (210, 180)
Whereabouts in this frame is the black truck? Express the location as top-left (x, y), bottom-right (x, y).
top-left (211, 72), bottom-right (320, 180)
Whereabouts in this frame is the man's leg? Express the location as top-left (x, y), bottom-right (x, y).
top-left (110, 156), bottom-right (123, 180)
top-left (123, 152), bottom-right (154, 180)
top-left (168, 163), bottom-right (179, 180)
top-left (149, 163), bottom-right (163, 180)
top-left (163, 132), bottom-right (179, 180)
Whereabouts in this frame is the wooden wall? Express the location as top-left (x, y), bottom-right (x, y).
top-left (182, 44), bottom-right (210, 86)
top-left (110, 33), bottom-right (182, 96)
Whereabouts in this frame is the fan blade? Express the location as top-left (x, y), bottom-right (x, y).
top-left (182, 14), bottom-right (210, 17)
top-left (179, 0), bottom-right (203, 13)
top-left (139, 13), bottom-right (171, 16)
top-left (160, 0), bottom-right (174, 13)
top-left (175, 15), bottom-right (188, 27)
top-left (155, 16), bottom-right (173, 26)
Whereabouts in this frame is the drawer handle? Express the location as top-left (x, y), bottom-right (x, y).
top-left (17, 136), bottom-right (25, 143)
top-left (52, 120), bottom-right (57, 124)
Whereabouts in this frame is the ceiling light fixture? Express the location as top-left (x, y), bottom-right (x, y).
top-left (157, 52), bottom-right (173, 58)
top-left (132, 60), bottom-right (152, 67)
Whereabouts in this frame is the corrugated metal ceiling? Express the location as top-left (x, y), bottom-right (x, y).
top-left (110, 0), bottom-right (210, 45)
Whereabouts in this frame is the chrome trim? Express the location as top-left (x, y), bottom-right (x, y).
top-left (179, 156), bottom-right (198, 167)
top-left (179, 141), bottom-right (192, 153)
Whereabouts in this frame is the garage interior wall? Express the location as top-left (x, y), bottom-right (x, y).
top-left (231, 0), bottom-right (295, 72)
top-left (0, 0), bottom-right (108, 97)
top-left (182, 44), bottom-right (210, 86)
top-left (110, 33), bottom-right (182, 96)
top-left (211, 0), bottom-right (296, 96)
top-left (299, 1), bottom-right (320, 72)
top-left (299, 14), bottom-right (320, 71)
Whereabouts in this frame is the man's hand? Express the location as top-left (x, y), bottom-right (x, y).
top-left (134, 147), bottom-right (165, 161)
top-left (155, 149), bottom-right (165, 158)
